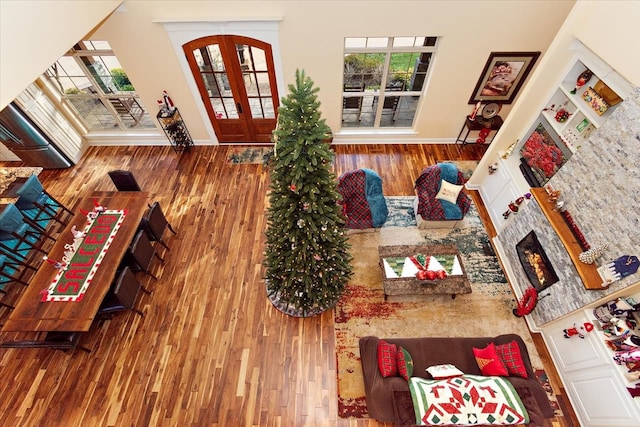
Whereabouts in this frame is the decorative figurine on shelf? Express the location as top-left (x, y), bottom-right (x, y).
top-left (71, 225), bottom-right (85, 241)
top-left (563, 322), bottom-right (594, 339)
top-left (579, 242), bottom-right (609, 264)
top-left (598, 255), bottom-right (640, 286)
top-left (570, 69), bottom-right (593, 94)
top-left (501, 140), bottom-right (518, 159)
top-left (469, 101), bottom-right (482, 121)
top-left (43, 256), bottom-right (66, 270)
top-left (92, 198), bottom-right (106, 213)
top-left (554, 109), bottom-right (571, 123)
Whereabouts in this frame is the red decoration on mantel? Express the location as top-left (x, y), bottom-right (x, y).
top-left (561, 210), bottom-right (590, 250)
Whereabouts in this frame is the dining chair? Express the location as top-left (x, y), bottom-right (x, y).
top-left (139, 201), bottom-right (176, 251)
top-left (0, 331), bottom-right (91, 353)
top-left (14, 174), bottom-right (73, 226)
top-left (108, 170), bottom-right (141, 191)
top-left (124, 229), bottom-right (164, 281)
top-left (0, 203), bottom-right (48, 256)
top-left (97, 266), bottom-right (148, 318)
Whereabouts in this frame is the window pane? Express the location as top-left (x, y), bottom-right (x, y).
top-left (261, 97), bottom-right (275, 119)
top-left (205, 45), bottom-right (225, 71)
top-left (344, 53), bottom-right (384, 90)
top-left (366, 37), bottom-right (388, 48)
top-left (345, 37), bottom-right (367, 48)
top-left (388, 52), bottom-right (420, 89)
top-left (223, 98), bottom-right (239, 118)
top-left (379, 97), bottom-right (416, 128)
top-left (393, 37), bottom-right (417, 47)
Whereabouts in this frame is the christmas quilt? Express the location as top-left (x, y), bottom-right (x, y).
top-left (409, 375), bottom-right (529, 426)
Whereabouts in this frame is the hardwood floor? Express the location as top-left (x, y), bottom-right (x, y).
top-left (0, 144), bottom-right (577, 426)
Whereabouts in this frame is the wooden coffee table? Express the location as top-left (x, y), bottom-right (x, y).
top-left (378, 244), bottom-right (471, 299)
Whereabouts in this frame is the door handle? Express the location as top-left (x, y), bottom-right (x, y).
top-left (236, 103), bottom-right (242, 114)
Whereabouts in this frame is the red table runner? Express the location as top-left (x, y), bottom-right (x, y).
top-left (41, 210), bottom-right (127, 302)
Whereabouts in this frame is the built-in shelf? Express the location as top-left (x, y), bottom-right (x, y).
top-left (530, 187), bottom-right (604, 290)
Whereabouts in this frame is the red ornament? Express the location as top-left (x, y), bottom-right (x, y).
top-left (289, 184), bottom-right (296, 192)
top-left (416, 270), bottom-right (429, 280)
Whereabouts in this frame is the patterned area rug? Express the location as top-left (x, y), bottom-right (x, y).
top-left (334, 203), bottom-right (561, 419)
top-left (226, 146), bottom-right (272, 164)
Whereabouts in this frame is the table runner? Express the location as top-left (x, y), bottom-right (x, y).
top-left (41, 210), bottom-right (127, 302)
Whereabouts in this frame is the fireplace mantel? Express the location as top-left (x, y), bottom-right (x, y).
top-left (530, 188), bottom-right (603, 290)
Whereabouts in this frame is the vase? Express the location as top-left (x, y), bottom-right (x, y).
top-left (579, 243), bottom-right (608, 264)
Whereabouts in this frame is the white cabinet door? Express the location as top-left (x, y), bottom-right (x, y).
top-left (544, 313), bottom-right (608, 372)
top-left (568, 367), bottom-right (640, 426)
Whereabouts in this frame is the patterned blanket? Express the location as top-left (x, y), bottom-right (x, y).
top-left (409, 375), bottom-right (529, 426)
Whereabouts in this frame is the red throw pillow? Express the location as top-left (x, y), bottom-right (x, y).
top-left (377, 339), bottom-right (398, 377)
top-left (473, 342), bottom-right (509, 376)
top-left (496, 340), bottom-right (529, 378)
top-left (396, 346), bottom-right (414, 381)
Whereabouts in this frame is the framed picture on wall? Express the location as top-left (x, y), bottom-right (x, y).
top-left (469, 51), bottom-right (540, 104)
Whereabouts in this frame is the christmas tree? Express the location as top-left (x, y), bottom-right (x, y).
top-left (264, 69), bottom-right (352, 317)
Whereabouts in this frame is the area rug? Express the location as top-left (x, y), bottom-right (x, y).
top-left (334, 203), bottom-right (562, 419)
top-left (226, 146), bottom-right (272, 164)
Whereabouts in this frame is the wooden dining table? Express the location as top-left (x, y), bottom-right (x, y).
top-left (1, 191), bottom-right (150, 332)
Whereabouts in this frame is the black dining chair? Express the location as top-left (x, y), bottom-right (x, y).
top-left (124, 229), bottom-right (164, 281)
top-left (108, 170), bottom-right (141, 191)
top-left (0, 331), bottom-right (91, 353)
top-left (97, 266), bottom-right (149, 318)
top-left (139, 201), bottom-right (176, 251)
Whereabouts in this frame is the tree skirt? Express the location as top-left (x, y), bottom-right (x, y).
top-left (334, 204), bottom-right (561, 419)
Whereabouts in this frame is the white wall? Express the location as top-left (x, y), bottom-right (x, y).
top-left (0, 0), bottom-right (122, 110)
top-left (0, 1), bottom-right (575, 144)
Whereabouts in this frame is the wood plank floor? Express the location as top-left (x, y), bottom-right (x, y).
top-left (0, 144), bottom-right (577, 426)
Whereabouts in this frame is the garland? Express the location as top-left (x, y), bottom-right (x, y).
top-left (512, 287), bottom-right (539, 317)
top-left (561, 210), bottom-right (590, 251)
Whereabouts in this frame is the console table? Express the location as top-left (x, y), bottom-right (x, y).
top-left (455, 115), bottom-right (503, 147)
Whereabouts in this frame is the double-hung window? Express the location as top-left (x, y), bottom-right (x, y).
top-left (342, 36), bottom-right (438, 129)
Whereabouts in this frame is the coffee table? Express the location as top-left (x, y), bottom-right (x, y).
top-left (378, 244), bottom-right (471, 299)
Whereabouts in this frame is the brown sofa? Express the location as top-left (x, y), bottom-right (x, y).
top-left (359, 334), bottom-right (555, 426)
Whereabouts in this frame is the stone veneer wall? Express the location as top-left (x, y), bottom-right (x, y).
top-left (496, 87), bottom-right (640, 326)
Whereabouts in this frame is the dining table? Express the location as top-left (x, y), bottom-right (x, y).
top-left (1, 190), bottom-right (150, 332)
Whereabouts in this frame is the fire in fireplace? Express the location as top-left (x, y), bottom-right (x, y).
top-left (516, 230), bottom-right (559, 292)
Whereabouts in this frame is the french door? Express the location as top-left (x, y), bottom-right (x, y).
top-left (183, 35), bottom-right (279, 143)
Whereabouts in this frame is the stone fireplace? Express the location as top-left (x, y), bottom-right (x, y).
top-left (495, 87), bottom-right (640, 327)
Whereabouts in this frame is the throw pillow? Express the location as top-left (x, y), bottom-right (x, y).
top-left (435, 180), bottom-right (463, 205)
top-left (396, 346), bottom-right (414, 381)
top-left (378, 339), bottom-right (398, 377)
top-left (473, 343), bottom-right (509, 376)
top-left (426, 364), bottom-right (464, 379)
top-left (496, 340), bottom-right (528, 378)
